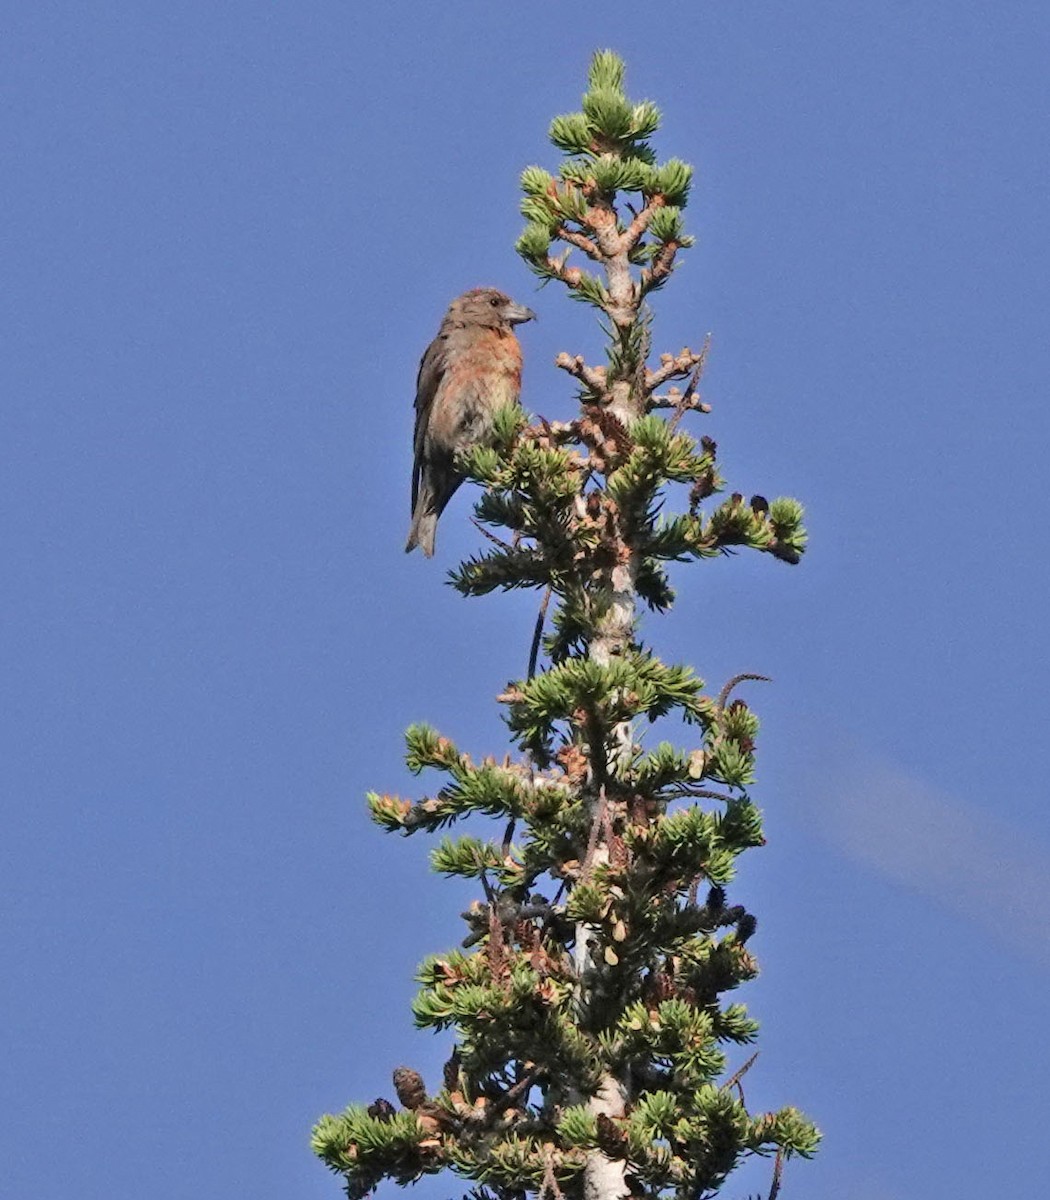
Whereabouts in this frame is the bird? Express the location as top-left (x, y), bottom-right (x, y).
top-left (406, 287), bottom-right (536, 557)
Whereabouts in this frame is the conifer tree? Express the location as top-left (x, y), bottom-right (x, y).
top-left (313, 50), bottom-right (819, 1200)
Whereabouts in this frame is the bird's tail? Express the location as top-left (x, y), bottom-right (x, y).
top-left (405, 502), bottom-right (438, 557)
top-left (406, 467), bottom-right (461, 557)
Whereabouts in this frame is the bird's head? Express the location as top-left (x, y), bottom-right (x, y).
top-left (449, 288), bottom-right (537, 330)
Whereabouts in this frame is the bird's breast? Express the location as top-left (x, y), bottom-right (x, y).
top-left (429, 329), bottom-right (524, 453)
top-left (455, 328), bottom-right (523, 384)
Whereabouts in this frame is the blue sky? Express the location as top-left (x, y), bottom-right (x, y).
top-left (3, 3), bottom-right (1049, 1198)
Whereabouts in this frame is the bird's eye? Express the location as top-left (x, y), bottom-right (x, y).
top-left (490, 297), bottom-right (501, 307)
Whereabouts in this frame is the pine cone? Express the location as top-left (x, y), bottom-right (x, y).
top-left (393, 1066), bottom-right (427, 1110)
top-left (442, 1049), bottom-right (462, 1093)
top-left (642, 966), bottom-right (675, 1006)
top-left (596, 1112), bottom-right (628, 1158)
top-left (736, 912), bottom-right (757, 945)
top-left (367, 1098), bottom-right (396, 1122)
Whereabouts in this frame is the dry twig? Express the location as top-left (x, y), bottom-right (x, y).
top-left (716, 672), bottom-right (771, 713)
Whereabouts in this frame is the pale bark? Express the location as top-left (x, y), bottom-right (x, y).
top-left (578, 270), bottom-right (641, 1200)
top-left (583, 1072), bottom-right (631, 1200)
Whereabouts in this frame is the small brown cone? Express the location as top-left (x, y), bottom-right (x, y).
top-left (367, 1098), bottom-right (396, 1122)
top-left (596, 1112), bottom-right (628, 1158)
top-left (442, 1048), bottom-right (462, 1093)
top-left (393, 1066), bottom-right (427, 1110)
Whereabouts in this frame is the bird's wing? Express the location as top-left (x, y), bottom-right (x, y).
top-left (411, 332), bottom-right (447, 513)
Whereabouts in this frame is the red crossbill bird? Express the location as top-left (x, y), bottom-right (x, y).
top-left (405, 288), bottom-right (536, 557)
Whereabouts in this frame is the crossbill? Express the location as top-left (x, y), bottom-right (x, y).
top-left (405, 288), bottom-right (536, 557)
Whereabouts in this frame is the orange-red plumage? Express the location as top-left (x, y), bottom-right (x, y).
top-left (406, 288), bottom-right (535, 557)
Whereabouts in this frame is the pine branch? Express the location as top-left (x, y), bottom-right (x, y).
top-left (556, 225), bottom-right (603, 260)
top-left (556, 352), bottom-right (607, 395)
top-left (645, 343), bottom-right (710, 393)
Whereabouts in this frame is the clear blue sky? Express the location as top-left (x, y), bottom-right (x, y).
top-left (3, 3), bottom-right (1048, 1198)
